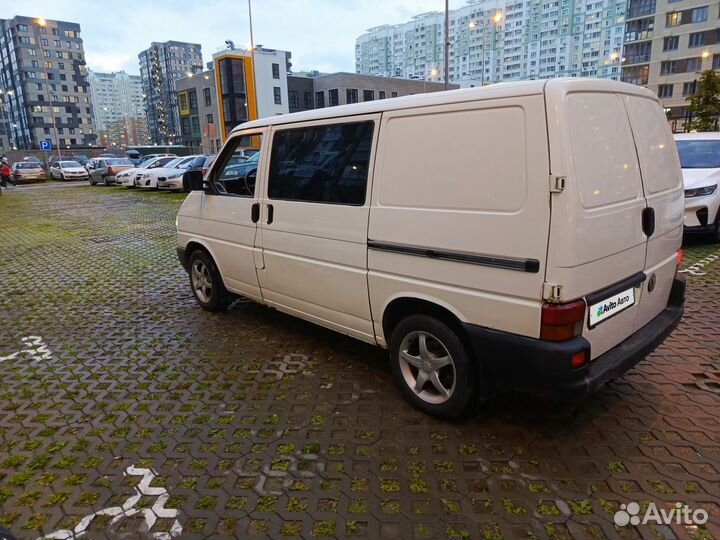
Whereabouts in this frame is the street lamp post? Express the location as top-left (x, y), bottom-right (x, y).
top-left (444, 0), bottom-right (450, 89)
top-left (35, 18), bottom-right (62, 161)
top-left (469, 12), bottom-right (503, 86)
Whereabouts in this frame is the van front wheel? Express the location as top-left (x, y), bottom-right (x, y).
top-left (188, 250), bottom-right (231, 312)
top-left (390, 315), bottom-right (475, 418)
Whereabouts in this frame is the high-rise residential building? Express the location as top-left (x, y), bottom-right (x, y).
top-left (88, 70), bottom-right (148, 150)
top-left (212, 46), bottom-right (291, 141)
top-left (138, 41), bottom-right (203, 145)
top-left (355, 0), bottom-right (626, 85)
top-left (175, 69), bottom-right (221, 154)
top-left (0, 15), bottom-right (97, 152)
top-left (622, 0), bottom-right (720, 130)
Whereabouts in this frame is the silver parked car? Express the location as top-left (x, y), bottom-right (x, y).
top-left (88, 158), bottom-right (135, 186)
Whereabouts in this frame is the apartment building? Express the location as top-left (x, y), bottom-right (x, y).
top-left (138, 41), bottom-right (203, 145)
top-left (355, 0), bottom-right (626, 85)
top-left (175, 69), bottom-right (221, 154)
top-left (0, 15), bottom-right (97, 151)
top-left (212, 47), bottom-right (291, 141)
top-left (88, 70), bottom-right (148, 149)
top-left (622, 0), bottom-right (720, 129)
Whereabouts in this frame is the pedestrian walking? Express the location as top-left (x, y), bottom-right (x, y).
top-left (0, 157), bottom-right (15, 190)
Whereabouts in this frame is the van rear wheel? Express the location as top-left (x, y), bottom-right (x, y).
top-left (188, 250), bottom-right (231, 312)
top-left (390, 315), bottom-right (475, 418)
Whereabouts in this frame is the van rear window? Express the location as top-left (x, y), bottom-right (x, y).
top-left (268, 121), bottom-right (374, 206)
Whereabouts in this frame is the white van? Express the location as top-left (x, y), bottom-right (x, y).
top-left (176, 79), bottom-right (686, 418)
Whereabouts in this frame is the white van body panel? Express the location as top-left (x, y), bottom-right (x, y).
top-left (368, 93), bottom-right (550, 342)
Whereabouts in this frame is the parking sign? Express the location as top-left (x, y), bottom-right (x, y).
top-left (40, 140), bottom-right (52, 151)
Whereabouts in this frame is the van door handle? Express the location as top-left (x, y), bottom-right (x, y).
top-left (251, 202), bottom-right (260, 223)
top-left (267, 204), bottom-right (274, 225)
top-left (642, 207), bottom-right (655, 237)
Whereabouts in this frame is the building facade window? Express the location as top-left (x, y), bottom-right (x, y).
top-left (688, 32), bottom-right (705, 47)
top-left (660, 60), bottom-right (676, 74)
top-left (363, 89), bottom-right (374, 101)
top-left (273, 86), bottom-right (282, 105)
top-left (328, 88), bottom-right (339, 106)
top-left (690, 6), bottom-right (708, 22)
top-left (663, 36), bottom-right (679, 51)
top-left (315, 91), bottom-right (325, 108)
top-left (391, 91), bottom-right (398, 98)
top-left (379, 91), bottom-right (386, 99)
top-left (666, 12), bottom-right (682, 26)
top-left (272, 63), bottom-right (280, 79)
top-left (685, 57), bottom-right (702, 71)
top-left (288, 90), bottom-right (299, 109)
top-left (203, 87), bottom-right (211, 106)
top-left (304, 92), bottom-right (312, 109)
top-left (207, 114), bottom-right (214, 124)
top-left (346, 88), bottom-right (358, 103)
top-left (682, 81), bottom-right (697, 96)
top-left (657, 84), bottom-right (673, 98)
top-left (713, 54), bottom-right (720, 70)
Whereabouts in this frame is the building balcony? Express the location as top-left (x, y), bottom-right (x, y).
top-left (624, 31), bottom-right (653, 43)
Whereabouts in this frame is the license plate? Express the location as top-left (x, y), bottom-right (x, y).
top-left (589, 287), bottom-right (635, 327)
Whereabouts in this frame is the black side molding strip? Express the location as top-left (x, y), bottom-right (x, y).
top-left (367, 241), bottom-right (540, 273)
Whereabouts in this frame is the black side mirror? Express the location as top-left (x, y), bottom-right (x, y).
top-left (185, 169), bottom-right (205, 191)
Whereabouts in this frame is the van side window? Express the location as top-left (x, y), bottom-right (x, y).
top-left (210, 134), bottom-right (263, 197)
top-left (268, 121), bottom-right (373, 206)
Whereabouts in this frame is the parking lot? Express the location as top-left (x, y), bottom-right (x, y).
top-left (0, 183), bottom-right (719, 540)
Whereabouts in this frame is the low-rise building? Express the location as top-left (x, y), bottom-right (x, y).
top-left (288, 72), bottom-right (455, 114)
top-left (175, 69), bottom-right (220, 154)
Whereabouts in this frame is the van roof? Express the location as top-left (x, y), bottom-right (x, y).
top-left (234, 78), bottom-right (656, 132)
top-left (674, 132), bottom-right (720, 140)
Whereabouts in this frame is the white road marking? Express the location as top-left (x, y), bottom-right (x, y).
top-left (680, 252), bottom-right (719, 276)
top-left (0, 336), bottom-right (52, 363)
top-left (37, 466), bottom-right (182, 540)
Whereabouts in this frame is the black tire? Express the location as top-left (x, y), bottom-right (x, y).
top-left (187, 250), bottom-right (231, 312)
top-left (60, 173), bottom-right (65, 181)
top-left (89, 177), bottom-right (96, 186)
top-left (103, 175), bottom-right (110, 187)
top-left (390, 314), bottom-right (476, 418)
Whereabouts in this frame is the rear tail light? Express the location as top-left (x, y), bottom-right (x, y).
top-left (676, 249), bottom-right (683, 268)
top-left (540, 300), bottom-right (586, 341)
top-left (571, 351), bottom-right (588, 369)
top-left (108, 167), bottom-right (114, 175)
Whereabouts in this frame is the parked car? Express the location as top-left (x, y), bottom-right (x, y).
top-left (674, 132), bottom-right (720, 241)
top-left (118, 156), bottom-right (177, 188)
top-left (88, 157), bottom-right (135, 186)
top-left (177, 79), bottom-right (686, 418)
top-left (198, 152), bottom-right (259, 196)
top-left (72, 154), bottom-right (90, 166)
top-left (23, 156), bottom-right (47, 171)
top-left (99, 153), bottom-right (117, 158)
top-left (158, 155), bottom-right (215, 192)
top-left (49, 160), bottom-right (89, 180)
top-left (139, 153), bottom-right (175, 165)
top-left (136, 156), bottom-right (197, 189)
top-left (12, 162), bottom-right (46, 182)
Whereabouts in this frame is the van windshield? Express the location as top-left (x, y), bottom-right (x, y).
top-left (676, 140), bottom-right (720, 169)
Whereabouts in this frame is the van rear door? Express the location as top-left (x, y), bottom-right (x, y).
top-left (623, 95), bottom-right (684, 331)
top-left (544, 81), bottom-right (649, 359)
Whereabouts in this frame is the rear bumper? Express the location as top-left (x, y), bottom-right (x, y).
top-left (463, 276), bottom-right (685, 399)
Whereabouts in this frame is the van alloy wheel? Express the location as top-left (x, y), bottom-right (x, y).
top-left (191, 259), bottom-right (213, 303)
top-left (390, 314), bottom-right (476, 418)
top-left (398, 331), bottom-right (456, 404)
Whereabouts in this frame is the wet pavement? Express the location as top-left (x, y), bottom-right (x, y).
top-left (0, 183), bottom-right (718, 540)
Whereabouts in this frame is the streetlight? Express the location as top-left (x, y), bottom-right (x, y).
top-left (469, 12), bottom-right (503, 86)
top-left (424, 68), bottom-right (439, 93)
top-left (35, 18), bottom-right (61, 160)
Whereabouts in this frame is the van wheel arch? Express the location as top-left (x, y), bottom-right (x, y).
top-left (184, 242), bottom-right (233, 296)
top-left (382, 298), bottom-right (472, 355)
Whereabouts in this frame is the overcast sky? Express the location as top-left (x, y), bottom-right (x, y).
top-left (16, 1), bottom-right (466, 75)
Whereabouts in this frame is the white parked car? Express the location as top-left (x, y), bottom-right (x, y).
top-left (158, 155), bottom-right (215, 192)
top-left (135, 156), bottom-right (196, 189)
top-left (674, 132), bottom-right (720, 241)
top-left (49, 160), bottom-right (89, 181)
top-left (117, 156), bottom-right (177, 188)
top-left (177, 79), bottom-right (686, 418)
